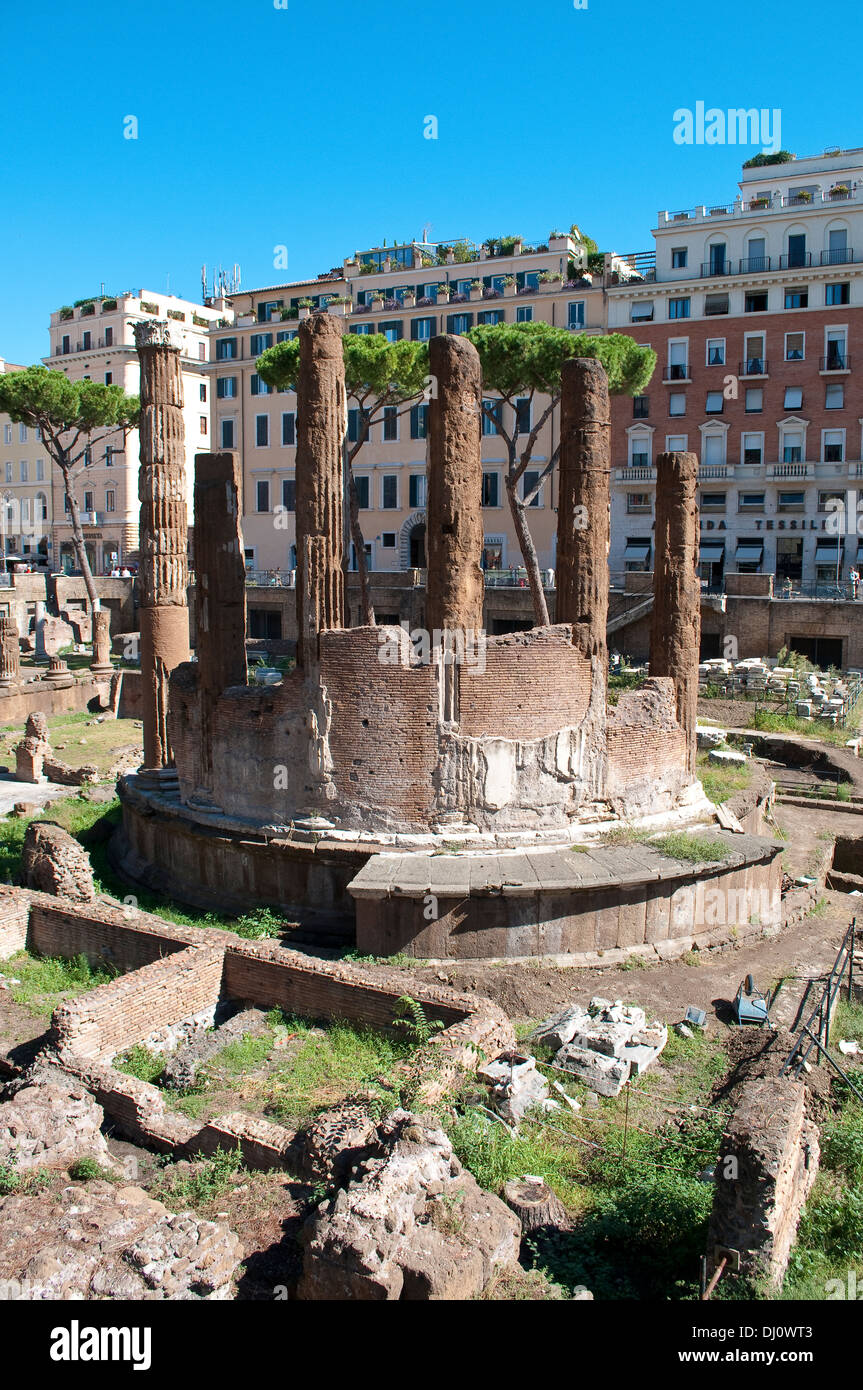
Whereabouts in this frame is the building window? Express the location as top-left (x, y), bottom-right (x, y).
top-left (105, 490), bottom-right (115, 512)
top-left (82, 331), bottom-right (91, 350)
top-left (198, 343), bottom-right (206, 361)
top-left (379, 321), bottom-right (403, 343)
top-left (778, 489), bottom-right (805, 510)
top-left (215, 337), bottom-right (237, 360)
top-left (221, 419), bottom-right (235, 449)
top-left (381, 532), bottom-right (396, 549)
top-left (744, 335), bottom-right (766, 374)
top-left (701, 492), bottom-right (726, 511)
top-left (446, 313), bottom-right (473, 336)
top-left (199, 384), bottom-right (207, 402)
top-left (668, 297), bottom-right (690, 319)
top-left (522, 470), bottom-right (541, 507)
top-left (516, 306), bottom-right (533, 323)
top-left (630, 302), bottom-right (654, 323)
top-left (671, 247), bottom-right (687, 268)
top-left (105, 327), bottom-right (113, 346)
top-left (35, 459), bottom-right (44, 480)
top-left (784, 288), bottom-right (808, 309)
top-left (255, 415), bottom-right (269, 447)
top-left (381, 474), bottom-right (398, 509)
top-left (84, 491), bottom-right (94, 512)
top-left (347, 408), bottom-right (360, 443)
top-left (626, 492), bottom-right (652, 513)
top-left (568, 301), bottom-right (586, 330)
top-left (282, 478), bottom-right (295, 512)
top-left (19, 461), bottom-right (28, 482)
top-left (825, 383), bottom-right (844, 409)
top-left (217, 377), bottom-right (237, 399)
top-left (478, 310), bottom-right (504, 326)
top-left (409, 473), bottom-right (426, 508)
top-left (250, 333), bottom-right (274, 356)
top-left (354, 475), bottom-right (370, 509)
top-left (825, 330), bottom-right (847, 370)
top-left (482, 471), bottom-right (500, 508)
top-left (256, 480), bottom-right (270, 513)
top-left (250, 374), bottom-right (270, 396)
top-left (281, 412), bottom-right (296, 446)
top-left (411, 317), bottom-right (436, 341)
top-left (826, 282), bottom-right (850, 306)
top-left (738, 492), bottom-right (765, 511)
top-left (104, 371), bottom-right (112, 385)
top-left (666, 434), bottom-right (687, 453)
top-left (19, 424), bottom-right (27, 443)
top-left (706, 339), bottom-right (725, 366)
top-left (483, 400), bottom-right (502, 436)
top-left (667, 341), bottom-right (688, 379)
top-left (200, 416), bottom-right (207, 435)
top-left (515, 398), bottom-right (531, 435)
top-left (819, 489), bottom-right (845, 514)
top-left (705, 293), bottom-right (730, 317)
top-left (784, 386), bottom-right (803, 410)
top-left (632, 396), bottom-right (649, 419)
top-left (785, 332), bottom-right (805, 361)
top-left (61, 335), bottom-right (70, 354)
top-left (668, 393), bottom-right (686, 417)
top-left (823, 430), bottom-right (845, 463)
top-left (410, 404), bottom-right (428, 439)
top-left (383, 406), bottom-right (399, 442)
top-left (745, 292), bottom-right (768, 313)
top-left (629, 435), bottom-right (651, 467)
top-left (781, 432), bottom-right (804, 464)
top-left (705, 392), bottom-right (724, 414)
top-left (742, 434), bottom-right (763, 466)
top-left (2, 425), bottom-right (10, 444)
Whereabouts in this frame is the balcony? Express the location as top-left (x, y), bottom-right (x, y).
top-left (700, 260), bottom-right (732, 277)
top-left (738, 359), bottom-right (769, 377)
top-left (820, 354), bottom-right (850, 372)
top-left (738, 255), bottom-right (771, 274)
top-left (664, 363), bottom-right (689, 382)
top-left (779, 252), bottom-right (812, 270)
top-left (768, 462), bottom-right (809, 479)
top-left (820, 247), bottom-right (854, 266)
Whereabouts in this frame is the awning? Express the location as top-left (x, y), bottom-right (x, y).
top-left (815, 541), bottom-right (843, 562)
top-left (624, 542), bottom-right (651, 560)
top-left (736, 543), bottom-right (764, 562)
top-left (700, 543), bottom-right (725, 561)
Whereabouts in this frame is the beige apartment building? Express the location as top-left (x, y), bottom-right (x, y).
top-left (207, 233), bottom-right (609, 600)
top-left (0, 357), bottom-right (52, 570)
top-left (44, 291), bottom-right (226, 573)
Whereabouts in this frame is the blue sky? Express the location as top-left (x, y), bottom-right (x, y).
top-left (0, 0), bottom-right (859, 364)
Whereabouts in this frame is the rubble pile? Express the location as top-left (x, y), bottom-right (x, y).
top-left (530, 997), bottom-right (668, 1097)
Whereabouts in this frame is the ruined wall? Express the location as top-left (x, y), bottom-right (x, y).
top-left (606, 677), bottom-right (690, 818)
top-left (707, 1076), bottom-right (819, 1288)
top-left (458, 626), bottom-right (591, 738)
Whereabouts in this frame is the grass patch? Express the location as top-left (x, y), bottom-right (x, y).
top-left (68, 1157), bottom-right (117, 1182)
top-left (0, 1157), bottom-right (52, 1196)
top-left (6, 950), bottom-right (115, 1020)
top-left (750, 711), bottom-right (860, 746)
top-left (650, 832), bottom-right (730, 864)
top-left (114, 1043), bottom-right (165, 1085)
top-left (153, 1146), bottom-right (245, 1210)
top-left (697, 751), bottom-right (752, 805)
top-left (262, 1014), bottom-right (412, 1126)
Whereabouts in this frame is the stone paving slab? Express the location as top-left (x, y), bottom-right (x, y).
top-left (0, 775), bottom-right (77, 818)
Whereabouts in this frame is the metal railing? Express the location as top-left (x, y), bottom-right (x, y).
top-left (820, 354), bottom-right (850, 371)
top-left (781, 920), bottom-right (863, 1103)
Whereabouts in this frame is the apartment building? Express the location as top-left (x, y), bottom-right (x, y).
top-left (44, 291), bottom-right (225, 572)
top-left (0, 357), bottom-right (52, 569)
top-left (206, 233), bottom-right (602, 602)
top-left (607, 148), bottom-right (863, 593)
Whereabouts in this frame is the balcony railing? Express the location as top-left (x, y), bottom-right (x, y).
top-left (821, 247), bottom-right (853, 265)
top-left (779, 252), bottom-right (813, 269)
top-left (700, 260), bottom-right (731, 277)
top-left (666, 363), bottom-right (689, 380)
top-left (738, 359), bottom-right (769, 376)
top-left (821, 354), bottom-right (850, 372)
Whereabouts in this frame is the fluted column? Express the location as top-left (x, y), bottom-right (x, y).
top-left (650, 451), bottom-right (701, 777)
top-left (425, 334), bottom-right (484, 635)
top-left (134, 320), bottom-right (190, 770)
top-left (556, 356), bottom-right (611, 666)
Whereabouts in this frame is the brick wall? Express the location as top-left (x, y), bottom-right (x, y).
top-left (458, 626), bottom-right (590, 738)
top-left (606, 677), bottom-right (689, 815)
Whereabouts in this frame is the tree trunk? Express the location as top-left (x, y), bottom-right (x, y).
top-left (505, 477), bottom-right (550, 625)
top-left (503, 1177), bottom-right (567, 1233)
top-left (59, 460), bottom-right (99, 613)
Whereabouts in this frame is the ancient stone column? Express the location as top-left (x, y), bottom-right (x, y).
top-left (194, 452), bottom-right (247, 788)
top-left (425, 335), bottom-right (484, 635)
top-left (134, 320), bottom-right (190, 770)
top-left (0, 617), bottom-right (20, 688)
top-left (556, 356), bottom-right (611, 665)
top-left (90, 609), bottom-right (113, 676)
top-left (295, 313), bottom-right (346, 670)
top-left (650, 451), bottom-right (701, 777)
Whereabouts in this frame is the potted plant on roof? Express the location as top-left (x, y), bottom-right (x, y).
top-left (402, 287), bottom-right (417, 308)
top-left (830, 184), bottom-right (850, 198)
top-left (502, 275), bottom-right (517, 295)
top-left (749, 196), bottom-right (769, 210)
top-left (327, 295), bottom-right (351, 317)
top-left (369, 290), bottom-right (385, 309)
top-left (469, 279), bottom-right (483, 301)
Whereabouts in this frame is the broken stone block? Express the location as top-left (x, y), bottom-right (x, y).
top-left (529, 1005), bottom-right (592, 1051)
top-left (570, 1021), bottom-right (634, 1059)
top-left (291, 1098), bottom-right (380, 1185)
top-left (708, 748), bottom-right (748, 768)
top-left (21, 821), bottom-right (96, 902)
top-left (696, 727), bottom-right (727, 750)
top-left (297, 1110), bottom-right (520, 1300)
top-left (555, 1045), bottom-right (631, 1097)
top-left (478, 1052), bottom-right (552, 1125)
top-left (0, 1064), bottom-right (121, 1174)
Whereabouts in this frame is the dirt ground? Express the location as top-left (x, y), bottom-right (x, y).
top-left (0, 712), bottom-right (142, 781)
